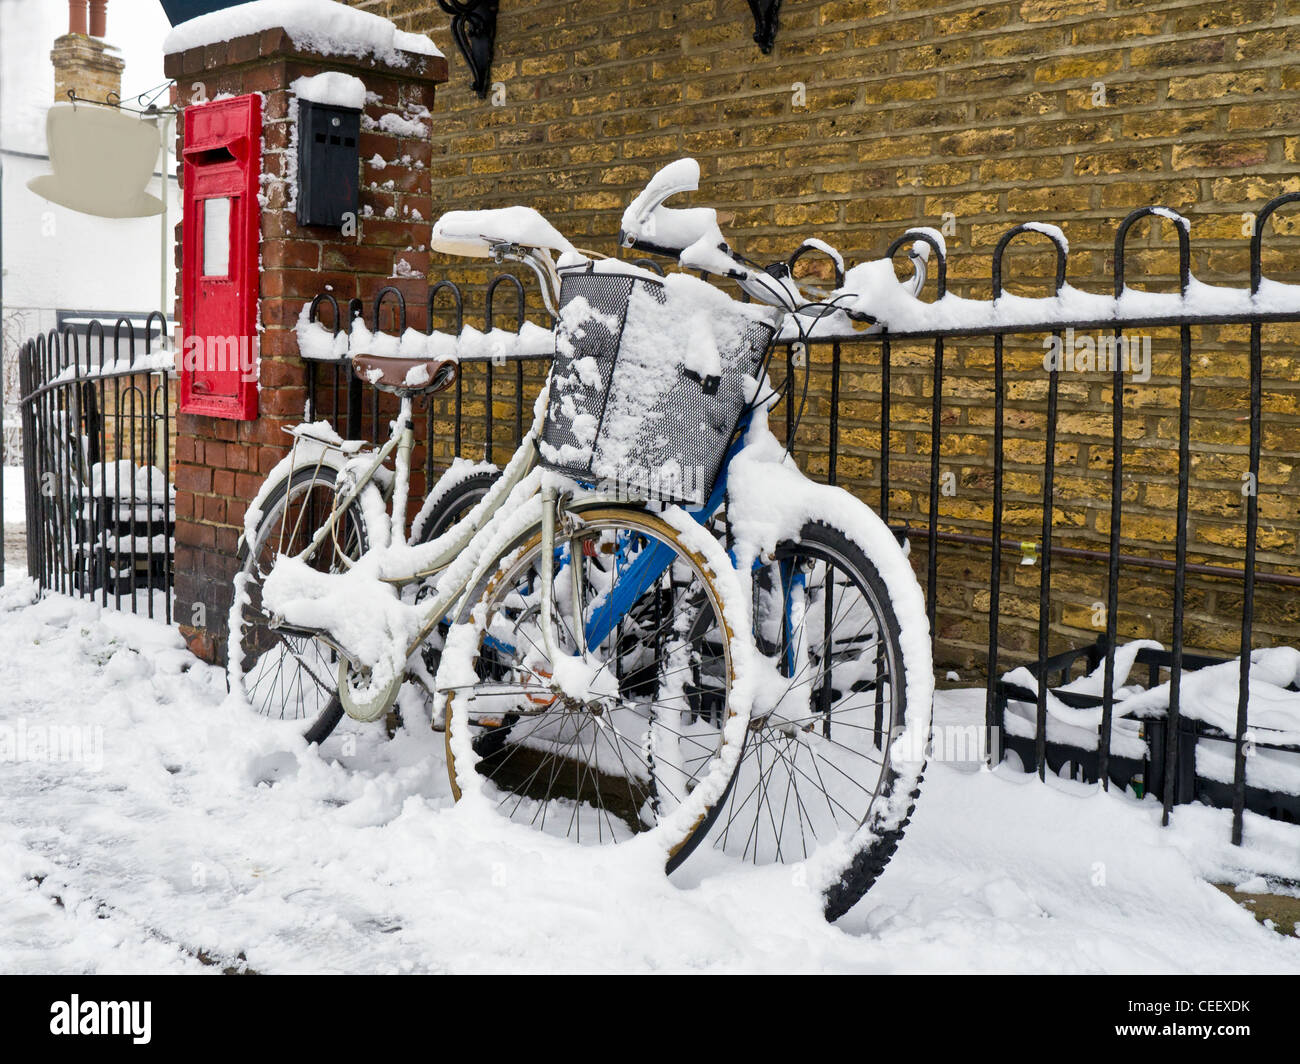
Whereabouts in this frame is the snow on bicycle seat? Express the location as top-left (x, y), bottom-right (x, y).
top-left (351, 354), bottom-right (458, 395)
top-left (431, 206), bottom-right (574, 257)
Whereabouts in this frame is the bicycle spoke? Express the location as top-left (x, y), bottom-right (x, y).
top-left (708, 535), bottom-right (907, 870)
top-left (452, 514), bottom-right (735, 850)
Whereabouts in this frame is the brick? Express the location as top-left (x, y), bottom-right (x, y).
top-left (201, 495), bottom-right (227, 524)
top-left (1171, 140), bottom-right (1269, 170)
top-left (261, 240), bottom-right (322, 271)
top-left (175, 464), bottom-right (212, 494)
top-left (939, 127), bottom-right (1016, 157)
top-left (1033, 52), bottom-right (1124, 85)
top-left (1167, 70), bottom-right (1270, 101)
top-left (203, 441), bottom-right (228, 470)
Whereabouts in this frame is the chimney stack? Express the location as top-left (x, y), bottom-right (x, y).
top-left (52, 0), bottom-right (123, 103)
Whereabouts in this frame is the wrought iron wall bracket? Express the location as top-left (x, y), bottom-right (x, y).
top-left (747, 0), bottom-right (782, 54)
top-left (437, 0), bottom-right (499, 99)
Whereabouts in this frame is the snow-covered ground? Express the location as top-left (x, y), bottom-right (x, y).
top-left (3, 468), bottom-right (24, 523)
top-left (1, 580), bottom-right (1297, 974)
top-left (2, 468), bottom-right (24, 578)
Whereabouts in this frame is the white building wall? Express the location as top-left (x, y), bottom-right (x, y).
top-left (1, 0), bottom-right (179, 463)
top-left (3, 151), bottom-right (181, 316)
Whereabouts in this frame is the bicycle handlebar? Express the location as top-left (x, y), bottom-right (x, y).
top-left (619, 159), bottom-right (931, 328)
top-left (429, 159), bottom-right (932, 331)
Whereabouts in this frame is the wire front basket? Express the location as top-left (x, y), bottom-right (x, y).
top-left (540, 265), bottom-right (777, 505)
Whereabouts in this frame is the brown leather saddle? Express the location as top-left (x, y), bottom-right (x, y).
top-left (350, 354), bottom-right (458, 396)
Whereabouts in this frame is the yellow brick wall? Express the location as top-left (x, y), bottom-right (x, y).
top-left (345, 0), bottom-right (1300, 675)
top-left (50, 34), bottom-right (124, 104)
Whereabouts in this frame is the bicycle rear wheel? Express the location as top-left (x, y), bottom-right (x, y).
top-left (439, 505), bottom-right (750, 870)
top-left (411, 465), bottom-right (500, 544)
top-left (408, 467), bottom-right (502, 710)
top-left (229, 465), bottom-right (375, 745)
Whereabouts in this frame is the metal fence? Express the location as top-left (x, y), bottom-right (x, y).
top-left (303, 194), bottom-right (1300, 845)
top-left (10, 313), bottom-right (174, 621)
top-left (301, 280), bottom-right (554, 499)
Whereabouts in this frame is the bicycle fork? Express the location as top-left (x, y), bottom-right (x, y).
top-left (538, 484), bottom-right (585, 664)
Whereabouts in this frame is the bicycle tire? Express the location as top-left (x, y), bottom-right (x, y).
top-left (229, 464), bottom-right (376, 745)
top-left (704, 519), bottom-right (929, 919)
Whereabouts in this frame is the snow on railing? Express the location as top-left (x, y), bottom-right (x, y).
top-left (46, 346), bottom-right (175, 386)
top-left (790, 269), bottom-right (1300, 341)
top-left (295, 305), bottom-right (554, 365)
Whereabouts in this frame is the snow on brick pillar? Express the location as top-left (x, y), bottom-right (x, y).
top-left (164, 24), bottom-right (447, 663)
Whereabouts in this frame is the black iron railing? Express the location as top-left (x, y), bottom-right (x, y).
top-left (11, 314), bottom-right (174, 622)
top-left (781, 198), bottom-right (1300, 842)
top-left (302, 194), bottom-right (1300, 846)
top-left (301, 282), bottom-right (554, 492)
top-left (6, 196), bottom-right (1294, 847)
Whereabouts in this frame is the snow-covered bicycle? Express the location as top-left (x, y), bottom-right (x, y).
top-left (231, 160), bottom-right (934, 917)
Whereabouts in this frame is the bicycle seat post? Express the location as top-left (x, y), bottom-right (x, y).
top-left (390, 393), bottom-right (416, 547)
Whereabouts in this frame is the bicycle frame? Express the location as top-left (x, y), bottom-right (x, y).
top-left (271, 224), bottom-right (890, 720)
top-left (289, 392), bottom-right (535, 583)
top-left (273, 376), bottom-right (660, 717)
top-left (273, 359), bottom-right (760, 722)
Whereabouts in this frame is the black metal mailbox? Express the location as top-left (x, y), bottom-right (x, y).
top-left (297, 99), bottom-right (360, 228)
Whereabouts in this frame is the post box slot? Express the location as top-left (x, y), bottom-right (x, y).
top-left (189, 145), bottom-right (237, 166)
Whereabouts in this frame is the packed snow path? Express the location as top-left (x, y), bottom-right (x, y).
top-left (1, 583), bottom-right (1297, 973)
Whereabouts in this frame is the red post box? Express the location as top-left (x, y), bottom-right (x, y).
top-left (179, 94), bottom-right (261, 420)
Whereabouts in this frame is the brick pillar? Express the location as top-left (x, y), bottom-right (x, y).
top-left (164, 28), bottom-right (447, 663)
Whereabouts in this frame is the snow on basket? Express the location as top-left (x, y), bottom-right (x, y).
top-left (540, 260), bottom-right (779, 506)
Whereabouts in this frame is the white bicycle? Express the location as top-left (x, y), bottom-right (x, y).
top-left (231, 160), bottom-right (934, 918)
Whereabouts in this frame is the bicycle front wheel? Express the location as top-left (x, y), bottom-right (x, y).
top-left (439, 505), bottom-right (751, 871)
top-left (706, 519), bottom-right (928, 919)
